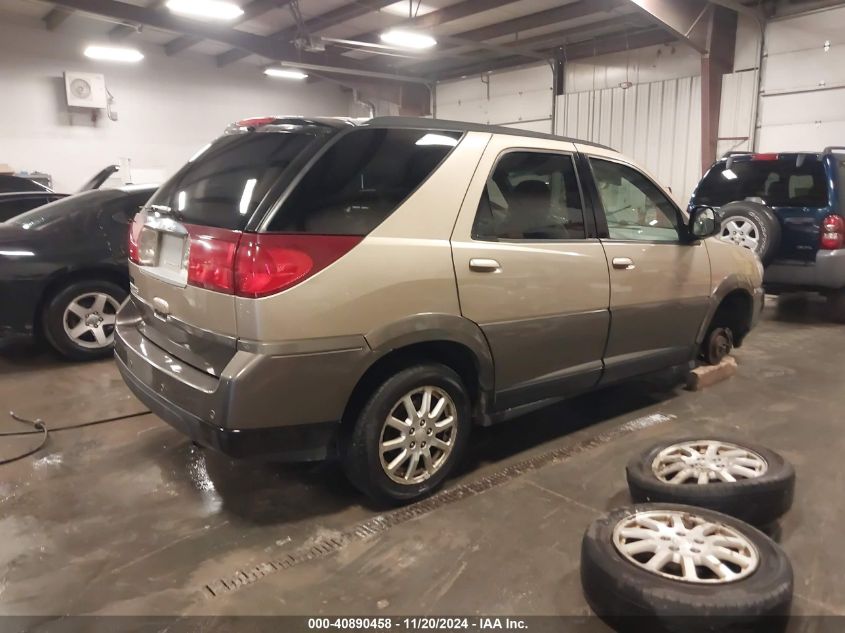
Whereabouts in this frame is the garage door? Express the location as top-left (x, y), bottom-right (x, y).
top-left (758, 6), bottom-right (845, 151)
top-left (435, 63), bottom-right (554, 133)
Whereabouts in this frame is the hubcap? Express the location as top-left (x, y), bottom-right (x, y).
top-left (652, 440), bottom-right (768, 485)
top-left (379, 386), bottom-right (457, 485)
top-left (62, 292), bottom-right (120, 350)
top-left (613, 509), bottom-right (759, 583)
top-left (720, 218), bottom-right (761, 252)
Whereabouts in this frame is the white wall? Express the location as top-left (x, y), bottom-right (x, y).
top-left (757, 4), bottom-right (845, 151)
top-left (563, 43), bottom-right (700, 93)
top-left (435, 63), bottom-right (554, 133)
top-left (0, 16), bottom-right (350, 192)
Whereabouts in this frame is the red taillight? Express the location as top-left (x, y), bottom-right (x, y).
top-left (234, 234), bottom-right (362, 298)
top-left (751, 153), bottom-right (779, 161)
top-left (821, 214), bottom-right (845, 250)
top-left (128, 209), bottom-right (146, 264)
top-left (185, 225), bottom-right (242, 293)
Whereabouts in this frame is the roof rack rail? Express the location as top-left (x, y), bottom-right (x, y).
top-left (824, 146), bottom-right (845, 153)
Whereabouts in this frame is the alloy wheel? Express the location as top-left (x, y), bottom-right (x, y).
top-left (612, 509), bottom-right (759, 583)
top-left (651, 440), bottom-right (768, 485)
top-left (720, 218), bottom-right (761, 251)
top-left (379, 386), bottom-right (457, 485)
top-left (62, 292), bottom-right (120, 349)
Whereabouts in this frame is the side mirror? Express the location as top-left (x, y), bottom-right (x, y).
top-left (688, 205), bottom-right (719, 240)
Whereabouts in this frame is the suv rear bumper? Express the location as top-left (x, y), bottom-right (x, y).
top-left (764, 249), bottom-right (845, 291)
top-left (114, 295), bottom-right (371, 461)
top-left (117, 353), bottom-right (338, 461)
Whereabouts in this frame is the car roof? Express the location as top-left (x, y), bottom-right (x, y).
top-left (232, 115), bottom-right (615, 152)
top-left (362, 116), bottom-right (615, 151)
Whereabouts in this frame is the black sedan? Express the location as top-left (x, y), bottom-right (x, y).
top-left (0, 184), bottom-right (156, 360)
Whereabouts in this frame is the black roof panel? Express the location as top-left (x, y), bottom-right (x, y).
top-left (362, 116), bottom-right (615, 151)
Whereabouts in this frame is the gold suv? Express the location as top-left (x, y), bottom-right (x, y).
top-left (115, 116), bottom-right (764, 503)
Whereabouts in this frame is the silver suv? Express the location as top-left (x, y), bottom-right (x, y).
top-left (115, 116), bottom-right (763, 503)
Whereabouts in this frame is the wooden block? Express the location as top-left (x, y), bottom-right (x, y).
top-left (686, 355), bottom-right (737, 391)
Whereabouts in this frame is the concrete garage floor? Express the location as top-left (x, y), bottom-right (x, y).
top-left (0, 295), bottom-right (843, 627)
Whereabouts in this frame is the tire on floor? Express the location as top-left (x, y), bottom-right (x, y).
top-left (581, 503), bottom-right (793, 633)
top-left (626, 438), bottom-right (795, 527)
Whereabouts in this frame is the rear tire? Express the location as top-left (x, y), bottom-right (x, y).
top-left (342, 363), bottom-right (471, 505)
top-left (42, 279), bottom-right (126, 361)
top-left (718, 203), bottom-right (781, 266)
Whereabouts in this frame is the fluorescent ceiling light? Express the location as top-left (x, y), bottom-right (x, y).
top-left (380, 29), bottom-right (436, 50)
top-left (382, 1), bottom-right (436, 16)
top-left (165, 0), bottom-right (244, 20)
top-left (416, 133), bottom-right (458, 147)
top-left (84, 45), bottom-right (144, 63)
top-left (264, 68), bottom-right (308, 80)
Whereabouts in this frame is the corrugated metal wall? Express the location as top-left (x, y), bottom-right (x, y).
top-left (435, 63), bottom-right (554, 133)
top-left (717, 69), bottom-right (758, 157)
top-left (556, 76), bottom-right (702, 204)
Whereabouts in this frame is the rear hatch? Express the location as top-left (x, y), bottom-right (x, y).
top-left (692, 153), bottom-right (833, 262)
top-left (127, 119), bottom-right (340, 375)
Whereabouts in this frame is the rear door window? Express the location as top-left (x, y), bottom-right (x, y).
top-left (265, 128), bottom-right (462, 235)
top-left (695, 157), bottom-right (828, 208)
top-left (147, 131), bottom-right (319, 230)
top-left (472, 151), bottom-right (586, 240)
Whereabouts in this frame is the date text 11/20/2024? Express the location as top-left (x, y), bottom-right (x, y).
top-left (307, 618), bottom-right (529, 630)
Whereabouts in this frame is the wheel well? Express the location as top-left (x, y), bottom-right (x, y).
top-left (33, 267), bottom-right (129, 339)
top-left (710, 290), bottom-right (754, 346)
top-left (341, 341), bottom-right (483, 431)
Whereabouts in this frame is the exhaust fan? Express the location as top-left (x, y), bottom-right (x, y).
top-left (64, 72), bottom-right (108, 109)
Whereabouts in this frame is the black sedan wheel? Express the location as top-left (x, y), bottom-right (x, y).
top-left (43, 279), bottom-right (127, 361)
top-left (626, 438), bottom-right (795, 526)
top-left (581, 504), bottom-right (793, 632)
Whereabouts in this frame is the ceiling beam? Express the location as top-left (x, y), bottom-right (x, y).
top-left (43, 7), bottom-right (73, 30)
top-left (404, 15), bottom-right (641, 75)
top-left (48, 0), bottom-right (427, 82)
top-left (626, 0), bottom-right (713, 53)
top-left (394, 0), bottom-right (628, 70)
top-left (350, 0), bottom-right (523, 43)
top-left (435, 27), bottom-right (675, 80)
top-left (108, 0), bottom-right (163, 40)
top-left (164, 0), bottom-right (289, 57)
top-left (216, 0), bottom-right (397, 67)
top-left (457, 0), bottom-right (626, 42)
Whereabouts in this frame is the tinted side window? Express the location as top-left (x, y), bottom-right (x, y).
top-left (0, 196), bottom-right (51, 222)
top-left (0, 175), bottom-right (46, 193)
top-left (267, 128), bottom-right (462, 235)
top-left (590, 159), bottom-right (681, 242)
top-left (472, 151), bottom-right (585, 241)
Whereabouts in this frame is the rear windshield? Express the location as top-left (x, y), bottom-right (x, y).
top-left (694, 157), bottom-right (829, 208)
top-left (147, 131), bottom-right (320, 230)
top-left (266, 128), bottom-right (462, 235)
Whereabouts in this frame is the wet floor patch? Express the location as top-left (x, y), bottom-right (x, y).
top-left (201, 412), bottom-right (676, 600)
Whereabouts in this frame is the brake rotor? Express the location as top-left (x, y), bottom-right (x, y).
top-left (705, 327), bottom-right (733, 365)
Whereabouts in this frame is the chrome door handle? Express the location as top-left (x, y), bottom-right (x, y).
top-left (469, 258), bottom-right (501, 272)
top-left (612, 257), bottom-right (635, 270)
